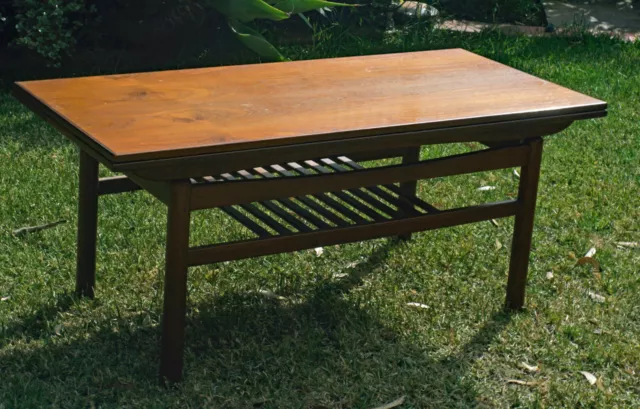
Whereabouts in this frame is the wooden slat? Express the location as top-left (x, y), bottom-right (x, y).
top-left (239, 203), bottom-right (292, 236)
top-left (319, 158), bottom-right (419, 216)
top-left (310, 159), bottom-right (398, 217)
top-left (287, 162), bottom-right (386, 222)
top-left (218, 173), bottom-right (298, 234)
top-left (220, 206), bottom-right (272, 238)
top-left (266, 165), bottom-right (353, 227)
top-left (334, 156), bottom-right (440, 213)
top-left (232, 171), bottom-right (314, 233)
top-left (188, 200), bottom-right (519, 266)
top-left (247, 168), bottom-right (332, 229)
top-left (383, 185), bottom-right (440, 214)
top-left (98, 175), bottom-right (142, 196)
top-left (270, 165), bottom-right (369, 224)
top-left (364, 185), bottom-right (418, 216)
top-left (191, 145), bottom-right (529, 210)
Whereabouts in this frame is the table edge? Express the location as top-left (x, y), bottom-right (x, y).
top-left (115, 109), bottom-right (607, 180)
top-left (12, 83), bottom-right (118, 164)
top-left (13, 79), bottom-right (607, 166)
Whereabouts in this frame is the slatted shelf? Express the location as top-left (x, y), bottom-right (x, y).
top-left (194, 156), bottom-right (441, 240)
top-left (272, 166), bottom-right (362, 225)
top-left (332, 156), bottom-right (441, 213)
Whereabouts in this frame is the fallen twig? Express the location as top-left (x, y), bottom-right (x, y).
top-left (12, 220), bottom-right (67, 236)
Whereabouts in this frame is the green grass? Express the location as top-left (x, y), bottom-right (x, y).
top-left (1, 28), bottom-right (639, 408)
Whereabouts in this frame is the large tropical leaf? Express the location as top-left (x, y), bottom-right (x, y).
top-left (268, 0), bottom-right (351, 14)
top-left (228, 19), bottom-right (287, 61)
top-left (210, 0), bottom-right (289, 22)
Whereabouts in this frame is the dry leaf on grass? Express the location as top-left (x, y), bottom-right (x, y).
top-left (585, 247), bottom-right (597, 258)
top-left (507, 379), bottom-right (539, 386)
top-left (448, 328), bottom-right (457, 345)
top-left (257, 290), bottom-right (285, 301)
top-left (407, 302), bottom-right (429, 309)
top-left (520, 362), bottom-right (540, 372)
top-left (314, 247), bottom-right (324, 257)
top-left (513, 169), bottom-right (521, 178)
top-left (495, 239), bottom-right (503, 251)
top-left (576, 257), bottom-right (600, 274)
top-left (616, 241), bottom-right (639, 249)
top-left (477, 186), bottom-right (496, 191)
top-left (580, 371), bottom-right (597, 385)
top-left (371, 396), bottom-right (405, 409)
top-left (595, 377), bottom-right (611, 395)
top-left (345, 261), bottom-right (361, 269)
top-left (587, 291), bottom-right (606, 303)
top-left (546, 271), bottom-right (554, 280)
top-left (1, 296), bottom-right (9, 301)
top-left (490, 219), bottom-right (500, 227)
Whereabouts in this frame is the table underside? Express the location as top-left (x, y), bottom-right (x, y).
top-left (79, 137), bottom-right (544, 384)
top-left (98, 143), bottom-right (530, 267)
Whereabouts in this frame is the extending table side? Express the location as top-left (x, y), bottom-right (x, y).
top-left (12, 49), bottom-right (607, 383)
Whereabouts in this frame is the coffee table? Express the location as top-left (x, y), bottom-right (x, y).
top-left (12, 49), bottom-right (607, 383)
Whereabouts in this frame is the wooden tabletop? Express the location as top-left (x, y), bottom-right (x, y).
top-left (14, 49), bottom-right (606, 163)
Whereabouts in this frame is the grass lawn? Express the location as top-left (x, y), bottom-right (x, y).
top-left (0, 27), bottom-right (639, 408)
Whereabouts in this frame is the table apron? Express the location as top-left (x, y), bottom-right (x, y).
top-left (190, 144), bottom-right (529, 210)
top-left (188, 200), bottom-right (518, 266)
top-left (117, 114), bottom-right (585, 180)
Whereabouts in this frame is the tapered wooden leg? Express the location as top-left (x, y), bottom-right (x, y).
top-left (76, 151), bottom-right (99, 298)
top-left (506, 138), bottom-right (544, 310)
top-left (398, 147), bottom-right (421, 240)
top-left (160, 181), bottom-right (192, 384)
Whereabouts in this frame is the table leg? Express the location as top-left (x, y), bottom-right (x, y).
top-left (506, 138), bottom-right (543, 310)
top-left (398, 147), bottom-right (421, 240)
top-left (160, 181), bottom-right (192, 384)
top-left (76, 150), bottom-right (99, 298)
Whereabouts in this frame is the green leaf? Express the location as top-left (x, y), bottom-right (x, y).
top-left (228, 19), bottom-right (287, 62)
top-left (297, 12), bottom-right (313, 30)
top-left (268, 0), bottom-right (351, 14)
top-left (209, 0), bottom-right (289, 22)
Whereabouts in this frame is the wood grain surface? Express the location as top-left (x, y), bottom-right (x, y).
top-left (13, 49), bottom-right (606, 163)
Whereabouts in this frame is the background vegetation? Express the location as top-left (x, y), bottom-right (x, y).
top-left (0, 24), bottom-right (638, 407)
top-left (0, 0), bottom-right (546, 75)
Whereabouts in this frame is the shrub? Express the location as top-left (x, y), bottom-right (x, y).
top-left (2, 0), bottom-right (352, 65)
top-left (11, 0), bottom-right (97, 65)
top-left (206, 0), bottom-right (352, 61)
top-left (438, 0), bottom-right (546, 25)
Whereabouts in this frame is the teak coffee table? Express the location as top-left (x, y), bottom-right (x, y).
top-left (13, 49), bottom-right (607, 383)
